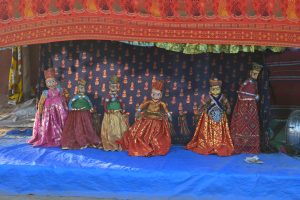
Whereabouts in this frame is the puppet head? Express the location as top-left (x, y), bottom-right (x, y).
top-left (250, 62), bottom-right (263, 80)
top-left (109, 75), bottom-right (119, 95)
top-left (151, 80), bottom-right (164, 102)
top-left (44, 68), bottom-right (57, 89)
top-left (209, 78), bottom-right (222, 97)
top-left (77, 79), bottom-right (86, 94)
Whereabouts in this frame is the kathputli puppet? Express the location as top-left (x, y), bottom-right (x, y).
top-left (230, 62), bottom-right (263, 154)
top-left (28, 68), bottom-right (68, 147)
top-left (186, 78), bottom-right (234, 156)
top-left (101, 75), bottom-right (128, 151)
top-left (61, 79), bottom-right (102, 149)
top-left (118, 80), bottom-right (172, 157)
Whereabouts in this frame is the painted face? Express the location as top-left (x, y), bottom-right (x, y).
top-left (250, 70), bottom-right (260, 80)
top-left (109, 83), bottom-right (119, 94)
top-left (210, 85), bottom-right (221, 96)
top-left (151, 89), bottom-right (162, 102)
top-left (78, 85), bottom-right (85, 94)
top-left (45, 78), bottom-right (57, 89)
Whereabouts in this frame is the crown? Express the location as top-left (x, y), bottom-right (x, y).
top-left (44, 68), bottom-right (55, 79)
top-left (252, 62), bottom-right (263, 72)
top-left (152, 80), bottom-right (164, 91)
top-left (209, 78), bottom-right (222, 87)
top-left (78, 79), bottom-right (86, 86)
top-left (109, 75), bottom-right (119, 84)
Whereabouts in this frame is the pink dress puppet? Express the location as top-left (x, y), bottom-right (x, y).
top-left (28, 68), bottom-right (68, 147)
top-left (61, 79), bottom-right (102, 149)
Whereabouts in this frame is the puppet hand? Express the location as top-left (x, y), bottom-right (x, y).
top-left (135, 111), bottom-right (141, 119)
top-left (167, 112), bottom-right (172, 122)
top-left (38, 109), bottom-right (42, 118)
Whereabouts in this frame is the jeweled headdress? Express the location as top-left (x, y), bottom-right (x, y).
top-left (44, 68), bottom-right (55, 79)
top-left (209, 78), bottom-right (222, 87)
top-left (152, 80), bottom-right (164, 91)
top-left (78, 79), bottom-right (86, 86)
top-left (252, 62), bottom-right (263, 72)
top-left (109, 75), bottom-right (119, 85)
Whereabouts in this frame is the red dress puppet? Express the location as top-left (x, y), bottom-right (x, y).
top-left (118, 80), bottom-right (172, 156)
top-left (230, 63), bottom-right (263, 154)
top-left (187, 78), bottom-right (234, 156)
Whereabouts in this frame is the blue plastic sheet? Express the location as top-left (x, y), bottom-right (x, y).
top-left (1, 130), bottom-right (300, 199)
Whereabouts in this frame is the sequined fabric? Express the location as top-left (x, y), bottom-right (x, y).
top-left (118, 116), bottom-right (171, 157)
top-left (28, 88), bottom-right (68, 147)
top-left (61, 110), bottom-right (102, 149)
top-left (101, 111), bottom-right (128, 151)
top-left (187, 111), bottom-right (234, 156)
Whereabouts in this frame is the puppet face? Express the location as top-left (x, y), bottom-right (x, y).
top-left (250, 69), bottom-right (260, 80)
top-left (151, 89), bottom-right (162, 102)
top-left (78, 85), bottom-right (85, 94)
top-left (109, 83), bottom-right (119, 94)
top-left (45, 78), bottom-right (58, 89)
top-left (210, 85), bottom-right (221, 96)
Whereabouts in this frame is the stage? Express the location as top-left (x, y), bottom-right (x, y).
top-left (0, 130), bottom-right (300, 200)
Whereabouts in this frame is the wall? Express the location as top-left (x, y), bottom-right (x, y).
top-left (40, 40), bottom-right (265, 144)
top-left (0, 49), bottom-right (11, 95)
top-left (266, 50), bottom-right (300, 120)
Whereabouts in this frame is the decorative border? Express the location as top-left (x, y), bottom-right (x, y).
top-left (1, 15), bottom-right (300, 47)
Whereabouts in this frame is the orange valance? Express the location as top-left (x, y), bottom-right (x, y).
top-left (0, 0), bottom-right (300, 47)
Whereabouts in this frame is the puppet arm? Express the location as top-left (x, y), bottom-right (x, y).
top-left (38, 91), bottom-right (47, 116)
top-left (160, 102), bottom-right (172, 121)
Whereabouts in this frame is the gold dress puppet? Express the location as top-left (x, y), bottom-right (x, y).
top-left (118, 80), bottom-right (172, 157)
top-left (186, 78), bottom-right (234, 156)
top-left (101, 75), bottom-right (129, 151)
top-left (61, 79), bottom-right (102, 149)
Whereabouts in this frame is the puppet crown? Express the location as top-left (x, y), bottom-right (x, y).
top-left (109, 75), bottom-right (119, 84)
top-left (152, 80), bottom-right (164, 91)
top-left (252, 62), bottom-right (263, 72)
top-left (44, 68), bottom-right (55, 79)
top-left (209, 78), bottom-right (222, 87)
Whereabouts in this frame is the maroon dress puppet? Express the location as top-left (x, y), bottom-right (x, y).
top-left (230, 62), bottom-right (263, 154)
top-left (61, 79), bottom-right (101, 149)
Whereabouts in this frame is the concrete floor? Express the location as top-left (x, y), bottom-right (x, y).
top-left (0, 94), bottom-right (14, 135)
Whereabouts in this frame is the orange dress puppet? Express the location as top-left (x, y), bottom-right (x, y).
top-left (187, 78), bottom-right (234, 156)
top-left (118, 80), bottom-right (172, 157)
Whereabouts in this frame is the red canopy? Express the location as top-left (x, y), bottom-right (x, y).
top-left (0, 0), bottom-right (300, 47)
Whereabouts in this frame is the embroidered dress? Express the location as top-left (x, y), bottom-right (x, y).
top-left (61, 94), bottom-right (101, 149)
top-left (28, 88), bottom-right (68, 147)
top-left (230, 79), bottom-right (260, 154)
top-left (187, 94), bottom-right (234, 156)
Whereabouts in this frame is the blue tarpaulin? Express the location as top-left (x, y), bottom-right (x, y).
top-left (1, 130), bottom-right (300, 199)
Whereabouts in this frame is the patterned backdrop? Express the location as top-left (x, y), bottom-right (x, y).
top-left (39, 41), bottom-right (264, 144)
